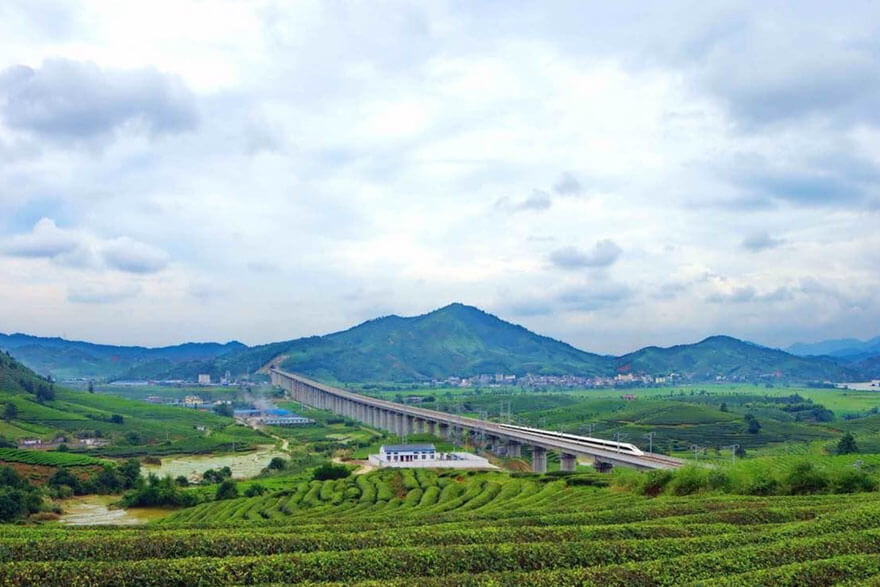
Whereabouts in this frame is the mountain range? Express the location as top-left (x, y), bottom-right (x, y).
top-left (2, 303), bottom-right (877, 383)
top-left (787, 336), bottom-right (880, 362)
top-left (0, 332), bottom-right (244, 380)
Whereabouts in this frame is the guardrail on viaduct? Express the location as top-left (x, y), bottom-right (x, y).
top-left (270, 368), bottom-right (684, 472)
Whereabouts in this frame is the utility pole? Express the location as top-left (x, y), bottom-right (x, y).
top-left (615, 431), bottom-right (627, 453)
top-left (644, 432), bottom-right (654, 454)
top-left (724, 444), bottom-right (740, 465)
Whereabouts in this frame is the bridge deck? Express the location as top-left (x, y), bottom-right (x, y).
top-left (271, 368), bottom-right (684, 470)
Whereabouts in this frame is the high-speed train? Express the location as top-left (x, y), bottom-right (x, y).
top-left (497, 423), bottom-right (645, 456)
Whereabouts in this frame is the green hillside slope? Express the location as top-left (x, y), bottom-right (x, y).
top-left (4, 469), bottom-right (880, 584)
top-left (616, 336), bottom-right (854, 382)
top-left (0, 352), bottom-right (264, 454)
top-left (0, 333), bottom-right (245, 380)
top-left (5, 306), bottom-right (866, 384)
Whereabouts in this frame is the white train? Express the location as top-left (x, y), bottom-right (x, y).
top-left (497, 423), bottom-right (645, 456)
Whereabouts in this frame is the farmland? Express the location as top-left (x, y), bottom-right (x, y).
top-left (4, 351), bottom-right (880, 583)
top-left (2, 468), bottom-right (880, 584)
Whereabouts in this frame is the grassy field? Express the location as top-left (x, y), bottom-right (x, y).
top-left (0, 448), bottom-right (108, 467)
top-left (1, 469), bottom-right (880, 584)
top-left (370, 383), bottom-right (879, 457)
top-left (0, 386), bottom-right (267, 456)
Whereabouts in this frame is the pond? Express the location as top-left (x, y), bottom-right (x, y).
top-left (58, 495), bottom-right (174, 526)
top-left (142, 445), bottom-right (287, 482)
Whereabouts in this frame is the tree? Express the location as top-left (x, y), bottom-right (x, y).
top-left (118, 459), bottom-right (142, 489)
top-left (719, 402), bottom-right (728, 413)
top-left (110, 414), bottom-right (124, 424)
top-left (35, 383), bottom-right (55, 402)
top-left (87, 381), bottom-right (95, 393)
top-left (202, 467), bottom-right (232, 484)
top-left (744, 414), bottom-right (761, 434)
top-left (244, 483), bottom-right (266, 497)
top-left (213, 403), bottom-right (233, 418)
top-left (312, 463), bottom-right (350, 481)
top-left (2, 403), bottom-right (17, 421)
top-left (836, 432), bottom-right (858, 455)
top-left (215, 479), bottom-right (239, 500)
top-left (267, 457), bottom-right (287, 471)
top-left (175, 476), bottom-right (189, 487)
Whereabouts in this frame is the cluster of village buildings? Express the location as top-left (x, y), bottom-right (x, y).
top-left (426, 372), bottom-right (676, 389)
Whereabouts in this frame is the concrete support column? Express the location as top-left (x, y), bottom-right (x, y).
top-left (560, 453), bottom-right (577, 472)
top-left (507, 442), bottom-right (522, 458)
top-left (426, 420), bottom-right (436, 436)
top-left (404, 415), bottom-right (414, 436)
top-left (415, 419), bottom-right (425, 434)
top-left (438, 423), bottom-right (449, 439)
top-left (531, 446), bottom-right (547, 473)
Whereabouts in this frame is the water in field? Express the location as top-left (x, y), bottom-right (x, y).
top-left (59, 495), bottom-right (173, 526)
top-left (142, 445), bottom-right (287, 481)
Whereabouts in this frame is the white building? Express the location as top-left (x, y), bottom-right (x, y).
top-left (379, 443), bottom-right (436, 463)
top-left (370, 444), bottom-right (497, 469)
top-left (198, 374), bottom-right (211, 385)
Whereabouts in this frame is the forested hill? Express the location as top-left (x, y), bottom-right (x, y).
top-left (112, 304), bottom-right (863, 384)
top-left (3, 304), bottom-right (872, 383)
top-left (0, 333), bottom-right (244, 380)
top-left (615, 336), bottom-right (859, 383)
top-left (125, 303), bottom-right (613, 383)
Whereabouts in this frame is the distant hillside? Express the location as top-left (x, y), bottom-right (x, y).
top-left (149, 303), bottom-right (614, 383)
top-left (787, 336), bottom-right (880, 362)
top-left (616, 336), bottom-right (857, 382)
top-left (4, 304), bottom-right (873, 384)
top-left (0, 332), bottom-right (245, 380)
top-left (127, 304), bottom-right (865, 384)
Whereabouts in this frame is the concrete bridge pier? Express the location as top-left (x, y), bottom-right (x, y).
top-left (426, 420), bottom-right (437, 436)
top-left (560, 453), bottom-right (577, 472)
top-left (531, 446), bottom-right (547, 473)
top-left (507, 442), bottom-right (522, 458)
top-left (438, 423), bottom-right (449, 439)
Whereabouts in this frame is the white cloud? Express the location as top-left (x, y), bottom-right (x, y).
top-left (2, 218), bottom-right (79, 258)
top-left (0, 2), bottom-right (878, 352)
top-left (101, 237), bottom-right (169, 274)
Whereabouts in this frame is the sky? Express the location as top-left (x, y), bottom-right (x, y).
top-left (1, 1), bottom-right (879, 355)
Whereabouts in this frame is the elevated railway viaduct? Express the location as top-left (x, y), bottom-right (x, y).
top-left (270, 369), bottom-right (683, 472)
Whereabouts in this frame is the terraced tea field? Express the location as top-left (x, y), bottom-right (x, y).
top-left (3, 470), bottom-right (880, 585)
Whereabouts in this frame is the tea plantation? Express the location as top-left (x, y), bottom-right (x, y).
top-left (2, 469), bottom-right (880, 585)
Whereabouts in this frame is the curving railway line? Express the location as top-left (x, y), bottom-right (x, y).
top-left (270, 368), bottom-right (685, 472)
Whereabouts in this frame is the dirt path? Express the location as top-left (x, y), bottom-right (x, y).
top-left (240, 419), bottom-right (290, 452)
top-left (332, 457), bottom-right (375, 475)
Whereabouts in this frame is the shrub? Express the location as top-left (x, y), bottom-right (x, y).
top-left (836, 432), bottom-right (858, 455)
top-left (667, 466), bottom-right (708, 496)
top-left (120, 474), bottom-right (198, 508)
top-left (641, 469), bottom-right (675, 496)
top-left (244, 483), bottom-right (267, 497)
top-left (216, 480), bottom-right (239, 500)
top-left (832, 469), bottom-right (877, 494)
top-left (312, 463), bottom-right (350, 481)
top-left (784, 462), bottom-right (829, 495)
top-left (267, 457), bottom-right (287, 471)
